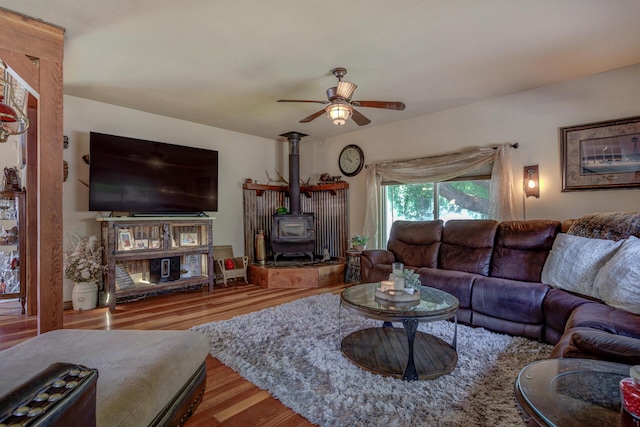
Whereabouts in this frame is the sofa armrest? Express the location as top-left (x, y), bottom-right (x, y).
top-left (0, 362), bottom-right (98, 426)
top-left (360, 249), bottom-right (396, 268)
top-left (360, 250), bottom-right (397, 283)
top-left (571, 330), bottom-right (640, 365)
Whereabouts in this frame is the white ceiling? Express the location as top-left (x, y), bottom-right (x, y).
top-left (2, 0), bottom-right (640, 142)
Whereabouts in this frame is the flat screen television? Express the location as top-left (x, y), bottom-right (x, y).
top-left (89, 132), bottom-right (218, 214)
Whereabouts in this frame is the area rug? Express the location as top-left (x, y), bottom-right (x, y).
top-left (191, 293), bottom-right (553, 426)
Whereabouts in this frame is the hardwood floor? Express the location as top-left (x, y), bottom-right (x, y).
top-left (0, 281), bottom-right (347, 426)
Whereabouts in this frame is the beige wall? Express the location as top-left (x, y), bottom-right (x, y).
top-left (63, 64), bottom-right (640, 299)
top-left (304, 64), bottom-right (640, 237)
top-left (63, 95), bottom-right (278, 301)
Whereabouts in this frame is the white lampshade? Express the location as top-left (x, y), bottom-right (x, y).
top-left (325, 103), bottom-right (352, 126)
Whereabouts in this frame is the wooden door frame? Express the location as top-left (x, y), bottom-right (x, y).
top-left (0, 7), bottom-right (64, 333)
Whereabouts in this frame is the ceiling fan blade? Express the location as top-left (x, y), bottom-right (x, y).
top-left (351, 101), bottom-right (406, 110)
top-left (350, 108), bottom-right (371, 126)
top-left (336, 81), bottom-right (357, 100)
top-left (299, 109), bottom-right (326, 123)
top-left (277, 99), bottom-right (328, 104)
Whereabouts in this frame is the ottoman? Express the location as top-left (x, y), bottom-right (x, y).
top-left (0, 329), bottom-right (210, 426)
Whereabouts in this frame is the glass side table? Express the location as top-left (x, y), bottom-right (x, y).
top-left (514, 358), bottom-right (640, 426)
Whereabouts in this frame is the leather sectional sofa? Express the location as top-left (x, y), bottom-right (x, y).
top-left (360, 219), bottom-right (640, 365)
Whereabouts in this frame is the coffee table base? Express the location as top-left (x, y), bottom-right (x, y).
top-left (341, 327), bottom-right (457, 380)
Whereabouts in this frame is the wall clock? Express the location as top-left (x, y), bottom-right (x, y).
top-left (339, 144), bottom-right (365, 177)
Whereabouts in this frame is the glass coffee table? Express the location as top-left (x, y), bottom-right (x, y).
top-left (515, 358), bottom-right (639, 426)
top-left (340, 282), bottom-right (459, 381)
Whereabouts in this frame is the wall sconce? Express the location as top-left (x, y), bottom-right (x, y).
top-left (523, 165), bottom-right (539, 198)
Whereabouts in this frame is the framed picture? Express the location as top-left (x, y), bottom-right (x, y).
top-left (561, 116), bottom-right (640, 191)
top-left (150, 239), bottom-right (161, 249)
top-left (135, 239), bottom-right (149, 249)
top-left (180, 232), bottom-right (199, 246)
top-left (118, 230), bottom-right (133, 250)
top-left (184, 254), bottom-right (201, 276)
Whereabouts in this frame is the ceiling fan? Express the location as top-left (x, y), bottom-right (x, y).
top-left (277, 67), bottom-right (405, 126)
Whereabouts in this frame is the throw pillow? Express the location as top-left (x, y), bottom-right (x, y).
top-left (594, 235), bottom-right (640, 315)
top-left (541, 233), bottom-right (623, 298)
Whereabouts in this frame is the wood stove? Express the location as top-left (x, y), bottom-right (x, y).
top-left (270, 132), bottom-right (316, 262)
top-left (271, 213), bottom-right (315, 262)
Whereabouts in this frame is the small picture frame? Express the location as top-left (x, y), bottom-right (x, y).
top-left (118, 230), bottom-right (133, 250)
top-left (184, 254), bottom-right (201, 276)
top-left (150, 239), bottom-right (161, 249)
top-left (135, 239), bottom-right (149, 249)
top-left (180, 232), bottom-right (199, 246)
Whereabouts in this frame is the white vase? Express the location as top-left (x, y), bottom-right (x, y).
top-left (356, 244), bottom-right (366, 252)
top-left (72, 281), bottom-right (98, 311)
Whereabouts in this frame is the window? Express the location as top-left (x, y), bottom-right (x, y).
top-left (382, 180), bottom-right (490, 244)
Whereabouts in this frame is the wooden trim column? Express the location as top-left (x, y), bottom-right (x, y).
top-left (0, 8), bottom-right (64, 332)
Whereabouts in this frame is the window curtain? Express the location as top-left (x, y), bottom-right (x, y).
top-left (363, 143), bottom-right (516, 248)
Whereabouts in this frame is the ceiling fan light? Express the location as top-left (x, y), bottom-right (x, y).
top-left (325, 103), bottom-right (352, 126)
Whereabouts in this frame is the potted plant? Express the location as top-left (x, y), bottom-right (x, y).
top-left (403, 269), bottom-right (422, 291)
top-left (64, 235), bottom-right (107, 311)
top-left (351, 234), bottom-right (369, 251)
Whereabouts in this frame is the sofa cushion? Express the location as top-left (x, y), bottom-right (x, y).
top-left (416, 266), bottom-right (477, 324)
top-left (540, 233), bottom-right (622, 298)
top-left (542, 288), bottom-right (595, 344)
top-left (387, 220), bottom-right (442, 268)
top-left (551, 327), bottom-right (640, 365)
top-left (570, 329), bottom-right (640, 365)
top-left (472, 277), bottom-right (549, 325)
top-left (471, 276), bottom-right (549, 340)
top-left (438, 219), bottom-right (498, 276)
top-left (565, 302), bottom-right (640, 339)
top-left (594, 235), bottom-right (640, 315)
top-left (490, 220), bottom-right (560, 282)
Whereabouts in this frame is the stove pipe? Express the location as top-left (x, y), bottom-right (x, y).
top-left (279, 131), bottom-right (307, 215)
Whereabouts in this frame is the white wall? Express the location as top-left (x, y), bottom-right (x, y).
top-left (311, 64), bottom-right (640, 237)
top-left (63, 95), bottom-right (277, 300)
top-left (0, 136), bottom-right (23, 182)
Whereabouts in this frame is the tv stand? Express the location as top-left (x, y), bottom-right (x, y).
top-left (98, 217), bottom-right (214, 311)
